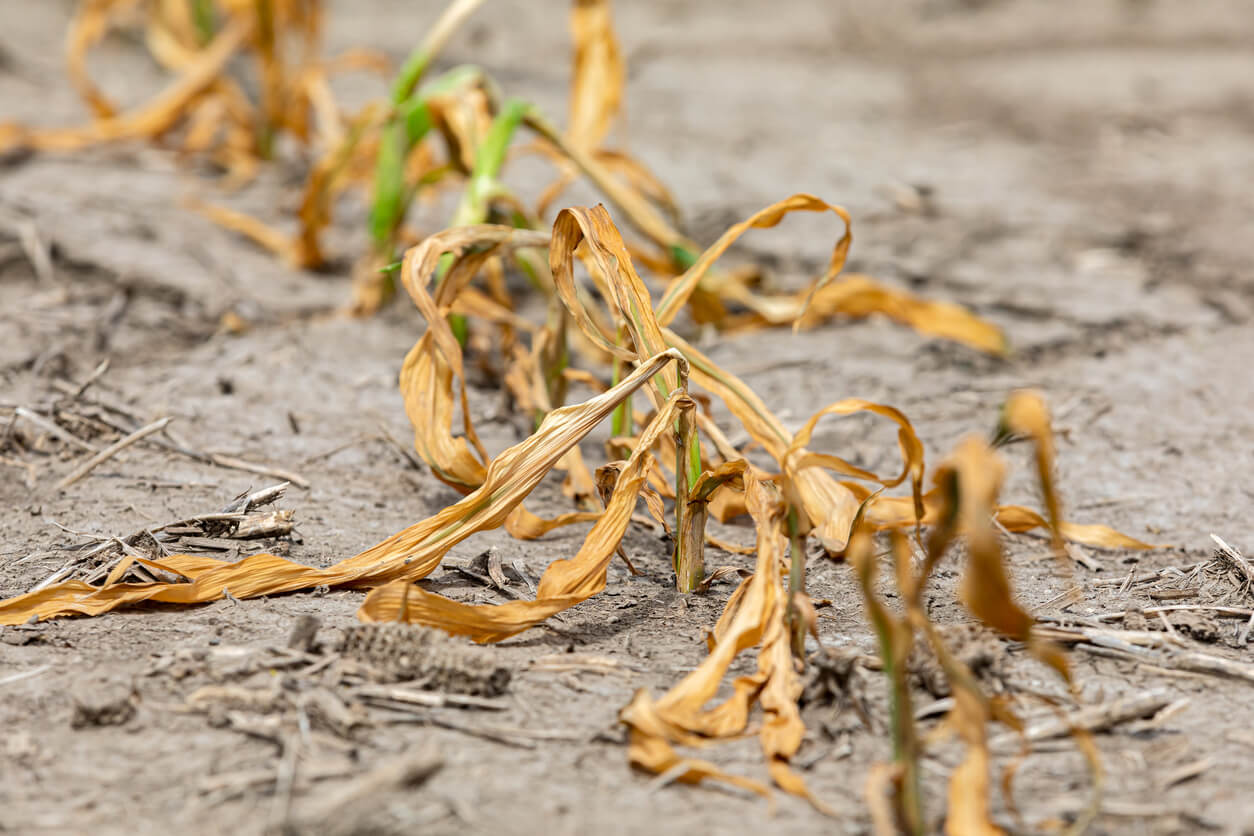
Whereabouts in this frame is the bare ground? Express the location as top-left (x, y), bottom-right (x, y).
top-left (2, 0), bottom-right (1254, 833)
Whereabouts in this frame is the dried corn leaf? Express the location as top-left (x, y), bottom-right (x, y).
top-left (567, 0), bottom-right (622, 151)
top-left (997, 390), bottom-right (1061, 551)
top-left (648, 193), bottom-right (1003, 352)
top-left (661, 329), bottom-right (863, 552)
top-left (654, 193), bottom-right (851, 327)
top-left (842, 485), bottom-right (1155, 550)
top-left (188, 199), bottom-right (298, 263)
top-left (795, 274), bottom-right (1007, 354)
top-left (946, 747), bottom-right (1003, 836)
top-left (0, 348), bottom-right (686, 626)
top-left (357, 388), bottom-right (684, 639)
top-left (1, 17), bottom-right (250, 154)
top-left (937, 437), bottom-right (1070, 681)
top-left (786, 398), bottom-right (926, 529)
top-left (619, 472), bottom-right (830, 810)
top-left (396, 225), bottom-right (551, 493)
top-left (66, 0), bottom-right (142, 118)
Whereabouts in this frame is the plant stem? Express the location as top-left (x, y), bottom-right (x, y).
top-left (610, 324), bottom-right (632, 438)
top-left (786, 507), bottom-right (807, 657)
top-left (522, 109), bottom-right (693, 255)
top-left (437, 97), bottom-right (530, 341)
top-left (253, 0), bottom-right (278, 160)
top-left (855, 537), bottom-right (925, 835)
top-left (370, 65), bottom-right (484, 257)
top-left (449, 98), bottom-right (529, 227)
top-left (391, 0), bottom-right (487, 104)
top-left (673, 397), bottom-right (705, 593)
top-left (883, 635), bottom-right (924, 836)
top-left (190, 0), bottom-right (216, 44)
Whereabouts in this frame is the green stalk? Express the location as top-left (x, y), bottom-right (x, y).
top-left (522, 109), bottom-right (694, 256)
top-left (785, 507), bottom-right (807, 657)
top-left (855, 541), bottom-right (925, 835)
top-left (449, 98), bottom-right (528, 227)
top-left (668, 242), bottom-right (699, 270)
top-left (391, 0), bottom-right (487, 105)
top-left (883, 633), bottom-right (924, 836)
top-left (190, 0), bottom-right (216, 44)
top-left (367, 66), bottom-right (486, 308)
top-left (368, 120), bottom-right (412, 252)
top-left (371, 65), bottom-right (486, 252)
top-left (610, 325), bottom-right (632, 439)
top-left (438, 97), bottom-right (530, 341)
top-left (254, 0), bottom-right (277, 160)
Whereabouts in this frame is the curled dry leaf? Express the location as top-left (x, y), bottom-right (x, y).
top-left (0, 347), bottom-right (686, 626)
top-left (567, 0), bottom-right (623, 152)
top-left (359, 388), bottom-right (685, 640)
top-left (1, 17), bottom-right (251, 155)
top-left (619, 472), bottom-right (831, 812)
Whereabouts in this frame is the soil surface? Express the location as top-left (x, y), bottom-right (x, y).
top-left (3, 1), bottom-right (1254, 834)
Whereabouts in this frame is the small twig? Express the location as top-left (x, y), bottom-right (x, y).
top-left (0, 664), bottom-right (52, 687)
top-left (54, 416), bottom-right (171, 490)
top-left (1146, 588), bottom-right (1198, 601)
top-left (49, 379), bottom-right (142, 422)
top-left (646, 761), bottom-right (693, 794)
top-left (1162, 757), bottom-right (1212, 788)
top-left (354, 685), bottom-right (508, 711)
top-left (989, 690), bottom-right (1170, 749)
top-left (1033, 584), bottom-right (1085, 614)
top-left (66, 359), bottom-right (110, 401)
top-left (297, 435), bottom-right (375, 467)
top-left (207, 453), bottom-right (310, 489)
top-left (45, 396), bottom-right (310, 488)
top-left (1043, 623), bottom-right (1254, 684)
top-left (197, 762), bottom-right (354, 799)
top-left (1066, 605), bottom-right (1254, 623)
top-left (31, 558), bottom-right (79, 591)
top-left (379, 711), bottom-right (537, 750)
top-left (1156, 611), bottom-right (1180, 642)
top-left (16, 220), bottom-right (56, 285)
top-left (1169, 650), bottom-right (1254, 683)
top-left (1065, 542), bottom-right (1101, 572)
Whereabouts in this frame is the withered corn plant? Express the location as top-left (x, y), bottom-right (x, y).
top-left (0, 0), bottom-right (1156, 826)
top-left (3, 0), bottom-right (1015, 357)
top-left (1, 200), bottom-right (1150, 822)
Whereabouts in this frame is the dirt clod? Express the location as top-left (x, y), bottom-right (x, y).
top-left (71, 680), bottom-right (136, 729)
